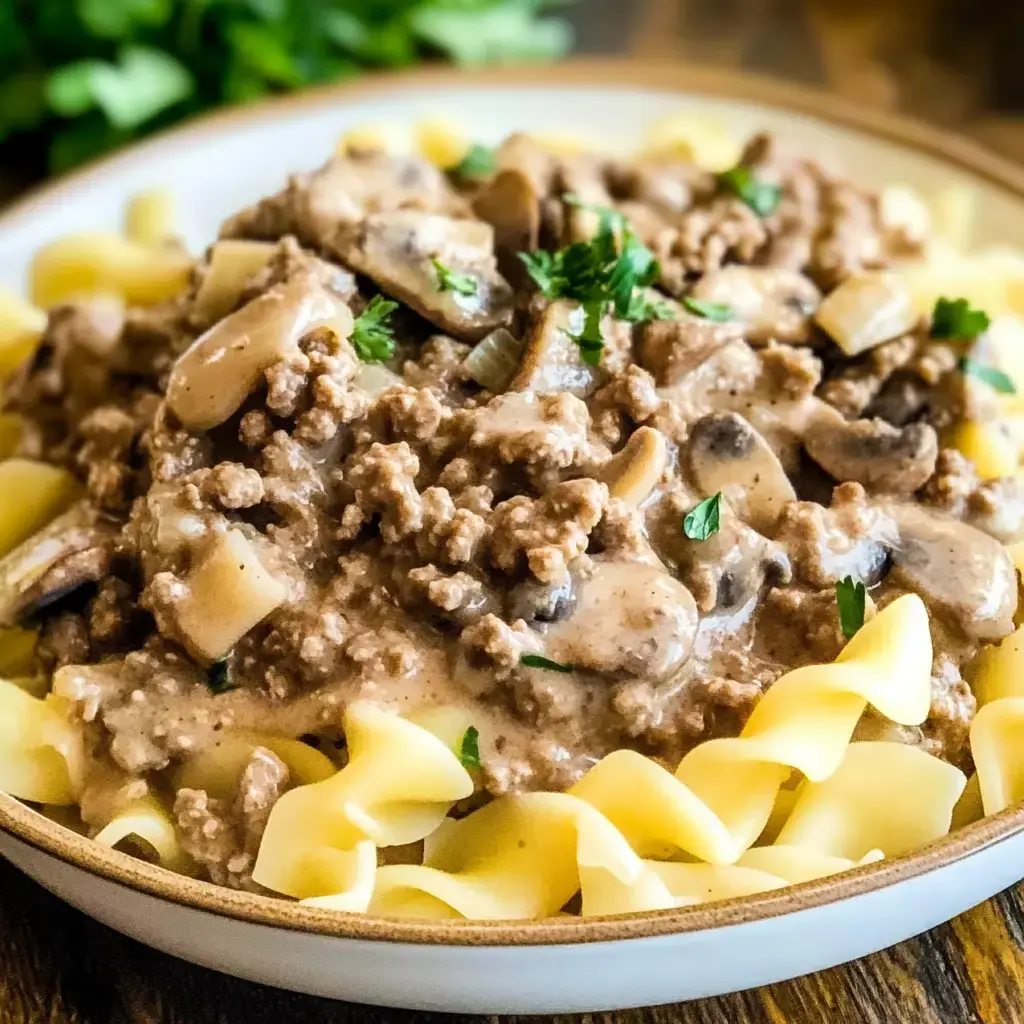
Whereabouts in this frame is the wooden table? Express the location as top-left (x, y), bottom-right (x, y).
top-left (6, 2), bottom-right (1024, 1022)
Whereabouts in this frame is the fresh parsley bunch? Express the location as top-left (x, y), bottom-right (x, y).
top-left (0, 0), bottom-right (575, 177)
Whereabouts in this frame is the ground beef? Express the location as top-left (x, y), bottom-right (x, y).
top-left (488, 478), bottom-right (607, 583)
top-left (174, 746), bottom-right (289, 890)
top-left (8, 130), bottom-right (1008, 892)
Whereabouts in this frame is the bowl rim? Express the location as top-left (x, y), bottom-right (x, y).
top-left (3, 57), bottom-right (1024, 948)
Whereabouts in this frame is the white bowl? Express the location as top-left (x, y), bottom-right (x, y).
top-left (2, 60), bottom-right (1024, 1014)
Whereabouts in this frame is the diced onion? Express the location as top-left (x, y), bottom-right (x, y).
top-left (461, 327), bottom-right (526, 392)
top-left (815, 272), bottom-right (918, 356)
top-left (356, 363), bottom-right (403, 397)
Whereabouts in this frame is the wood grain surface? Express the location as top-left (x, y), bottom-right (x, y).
top-left (5, 1), bottom-right (1024, 1022)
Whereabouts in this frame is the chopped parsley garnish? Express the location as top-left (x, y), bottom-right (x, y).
top-left (716, 165), bottom-right (781, 217)
top-left (930, 297), bottom-right (991, 341)
top-left (959, 357), bottom-right (1016, 394)
top-left (351, 295), bottom-right (398, 362)
top-left (628, 293), bottom-right (677, 322)
top-left (453, 144), bottom-right (496, 180)
top-left (682, 296), bottom-right (734, 322)
top-left (432, 258), bottom-right (478, 296)
top-left (836, 576), bottom-right (866, 640)
top-left (521, 653), bottom-right (574, 673)
top-left (519, 196), bottom-right (661, 366)
top-left (206, 659), bottom-right (234, 695)
top-left (458, 725), bottom-right (482, 769)
top-left (683, 492), bottom-right (723, 541)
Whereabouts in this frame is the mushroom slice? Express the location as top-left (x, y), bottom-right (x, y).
top-left (166, 276), bottom-right (352, 431)
top-left (814, 271), bottom-right (918, 356)
top-left (687, 413), bottom-right (796, 532)
top-left (334, 210), bottom-right (514, 343)
top-left (890, 505), bottom-right (1017, 641)
top-left (472, 169), bottom-right (542, 257)
top-left (510, 301), bottom-right (603, 397)
top-left (601, 427), bottom-right (669, 507)
top-left (544, 561), bottom-right (698, 680)
top-left (639, 313), bottom-right (743, 386)
top-left (803, 407), bottom-right (938, 493)
top-left (0, 504), bottom-right (118, 626)
top-left (688, 266), bottom-right (821, 344)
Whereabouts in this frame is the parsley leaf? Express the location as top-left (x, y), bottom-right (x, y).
top-left (836, 576), bottom-right (866, 640)
top-left (717, 165), bottom-right (781, 217)
top-left (627, 293), bottom-right (676, 322)
top-left (521, 653), bottom-right (573, 673)
top-left (683, 492), bottom-right (723, 541)
top-left (206, 659), bottom-right (234, 695)
top-left (683, 296), bottom-right (734, 322)
top-left (432, 258), bottom-right (478, 296)
top-left (458, 725), bottom-right (481, 769)
top-left (959, 357), bottom-right (1016, 394)
top-left (453, 143), bottom-right (496, 180)
top-left (351, 295), bottom-right (398, 362)
top-left (931, 297), bottom-right (991, 340)
top-left (519, 199), bottom-right (662, 366)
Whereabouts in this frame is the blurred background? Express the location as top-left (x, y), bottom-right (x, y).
top-left (2, 0), bottom-right (1024, 199)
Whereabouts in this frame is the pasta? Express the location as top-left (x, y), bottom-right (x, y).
top-left (0, 113), bottom-right (1023, 927)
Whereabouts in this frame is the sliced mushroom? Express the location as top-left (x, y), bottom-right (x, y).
top-left (509, 300), bottom-right (603, 397)
top-left (166, 276), bottom-right (353, 431)
top-left (494, 132), bottom-right (557, 195)
top-left (0, 504), bottom-right (118, 626)
top-left (675, 503), bottom-right (791, 613)
top-left (601, 427), bottom-right (669, 507)
top-left (543, 560), bottom-right (698, 680)
top-left (506, 574), bottom-right (576, 624)
top-left (333, 210), bottom-right (514, 343)
top-left (472, 169), bottom-right (541, 259)
top-left (638, 313), bottom-right (744, 387)
top-left (890, 504), bottom-right (1017, 641)
top-left (688, 266), bottom-right (821, 344)
top-left (803, 407), bottom-right (938, 493)
top-left (814, 271), bottom-right (918, 356)
top-left (220, 151), bottom-right (466, 249)
top-left (687, 413), bottom-right (796, 532)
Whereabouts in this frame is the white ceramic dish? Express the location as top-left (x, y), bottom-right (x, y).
top-left (2, 60), bottom-right (1024, 1014)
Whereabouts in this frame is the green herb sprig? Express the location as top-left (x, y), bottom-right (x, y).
top-left (351, 295), bottom-right (398, 362)
top-left (1, 2), bottom-right (576, 174)
top-left (682, 296), bottom-right (734, 322)
top-left (683, 492), bottom-right (723, 541)
top-left (453, 143), bottom-right (496, 180)
top-left (521, 653), bottom-right (573, 673)
top-left (519, 196), bottom-right (662, 366)
top-left (716, 165), bottom-right (781, 217)
top-left (959, 357), bottom-right (1016, 394)
top-left (458, 725), bottom-right (482, 769)
top-left (433, 258), bottom-right (478, 296)
top-left (931, 297), bottom-right (991, 341)
top-left (836, 576), bottom-right (866, 640)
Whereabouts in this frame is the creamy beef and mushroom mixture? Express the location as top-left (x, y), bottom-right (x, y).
top-left (6, 130), bottom-right (1019, 890)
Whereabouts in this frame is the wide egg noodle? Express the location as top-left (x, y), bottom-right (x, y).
top-left (252, 701), bottom-right (474, 905)
top-left (0, 678), bottom-right (82, 805)
top-left (965, 622), bottom-right (1024, 815)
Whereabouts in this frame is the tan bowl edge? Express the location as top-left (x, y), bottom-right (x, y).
top-left (2, 58), bottom-right (1024, 948)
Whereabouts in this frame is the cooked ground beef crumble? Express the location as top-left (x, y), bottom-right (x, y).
top-left (4, 131), bottom-right (1018, 891)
